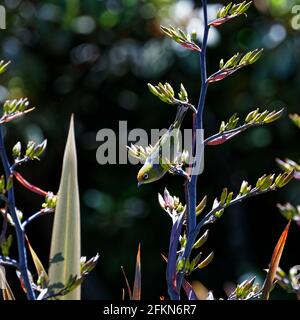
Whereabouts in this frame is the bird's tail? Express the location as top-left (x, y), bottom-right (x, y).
top-left (173, 105), bottom-right (189, 129)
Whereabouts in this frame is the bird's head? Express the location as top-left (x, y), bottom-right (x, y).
top-left (137, 163), bottom-right (153, 187)
top-left (137, 163), bottom-right (166, 187)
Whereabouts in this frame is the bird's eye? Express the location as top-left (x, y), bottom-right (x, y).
top-left (143, 173), bottom-right (149, 180)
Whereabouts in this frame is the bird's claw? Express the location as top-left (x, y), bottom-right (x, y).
top-left (168, 165), bottom-right (190, 180)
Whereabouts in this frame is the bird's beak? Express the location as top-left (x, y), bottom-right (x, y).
top-left (137, 181), bottom-right (142, 188)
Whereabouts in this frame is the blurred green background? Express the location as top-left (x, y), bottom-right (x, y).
top-left (0, 0), bottom-right (300, 299)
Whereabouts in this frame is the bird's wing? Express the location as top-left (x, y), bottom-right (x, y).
top-left (151, 105), bottom-right (188, 149)
top-left (127, 144), bottom-right (154, 161)
top-left (129, 106), bottom-right (188, 162)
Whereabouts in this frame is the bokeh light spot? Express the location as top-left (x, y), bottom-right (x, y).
top-left (99, 11), bottom-right (119, 28)
top-left (72, 16), bottom-right (96, 34)
top-left (247, 127), bottom-right (272, 148)
top-left (71, 43), bottom-right (99, 64)
top-left (118, 90), bottom-right (138, 110)
top-left (140, 3), bottom-right (156, 20)
top-left (83, 189), bottom-right (113, 214)
top-left (25, 124), bottom-right (45, 143)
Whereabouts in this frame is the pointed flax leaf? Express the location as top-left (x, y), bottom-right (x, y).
top-left (132, 243), bottom-right (141, 300)
top-left (261, 221), bottom-right (290, 300)
top-left (26, 235), bottom-right (49, 286)
top-left (48, 115), bottom-right (81, 300)
top-left (121, 266), bottom-right (132, 299)
top-left (0, 266), bottom-right (5, 289)
top-left (183, 279), bottom-right (198, 300)
top-left (0, 266), bottom-right (15, 300)
top-left (2, 286), bottom-right (15, 300)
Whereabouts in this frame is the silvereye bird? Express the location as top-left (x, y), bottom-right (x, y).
top-left (128, 105), bottom-right (193, 187)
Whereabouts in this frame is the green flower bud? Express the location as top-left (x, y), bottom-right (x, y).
top-left (26, 141), bottom-right (36, 159)
top-left (12, 141), bottom-right (22, 159)
top-left (33, 140), bottom-right (47, 158)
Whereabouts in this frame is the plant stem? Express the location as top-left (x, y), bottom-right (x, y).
top-left (10, 157), bottom-right (30, 172)
top-left (0, 207), bottom-right (8, 244)
top-left (196, 10), bottom-right (209, 130)
top-left (173, 0), bottom-right (210, 299)
top-left (196, 187), bottom-right (276, 234)
top-left (0, 255), bottom-right (19, 268)
top-left (22, 209), bottom-right (54, 229)
top-left (204, 123), bottom-right (254, 145)
top-left (0, 126), bottom-right (35, 299)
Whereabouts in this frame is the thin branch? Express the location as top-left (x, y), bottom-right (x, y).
top-left (204, 123), bottom-right (254, 145)
top-left (0, 108), bottom-right (35, 125)
top-left (0, 255), bottom-right (19, 268)
top-left (0, 126), bottom-right (35, 299)
top-left (207, 65), bottom-right (243, 83)
top-left (197, 187), bottom-right (275, 231)
top-left (22, 209), bottom-right (54, 229)
top-left (13, 171), bottom-right (48, 197)
top-left (10, 157), bottom-right (30, 172)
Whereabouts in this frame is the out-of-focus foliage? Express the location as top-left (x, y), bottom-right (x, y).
top-left (0, 0), bottom-right (299, 299)
top-left (290, 113), bottom-right (300, 128)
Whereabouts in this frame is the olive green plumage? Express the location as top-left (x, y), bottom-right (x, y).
top-left (135, 105), bottom-right (189, 186)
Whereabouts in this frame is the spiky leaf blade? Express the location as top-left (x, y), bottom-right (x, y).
top-left (261, 221), bottom-right (290, 300)
top-left (48, 115), bottom-right (81, 300)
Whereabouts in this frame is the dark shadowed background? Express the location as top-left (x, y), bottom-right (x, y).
top-left (0, 0), bottom-right (299, 299)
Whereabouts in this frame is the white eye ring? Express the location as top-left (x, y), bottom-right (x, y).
top-left (143, 173), bottom-right (149, 180)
